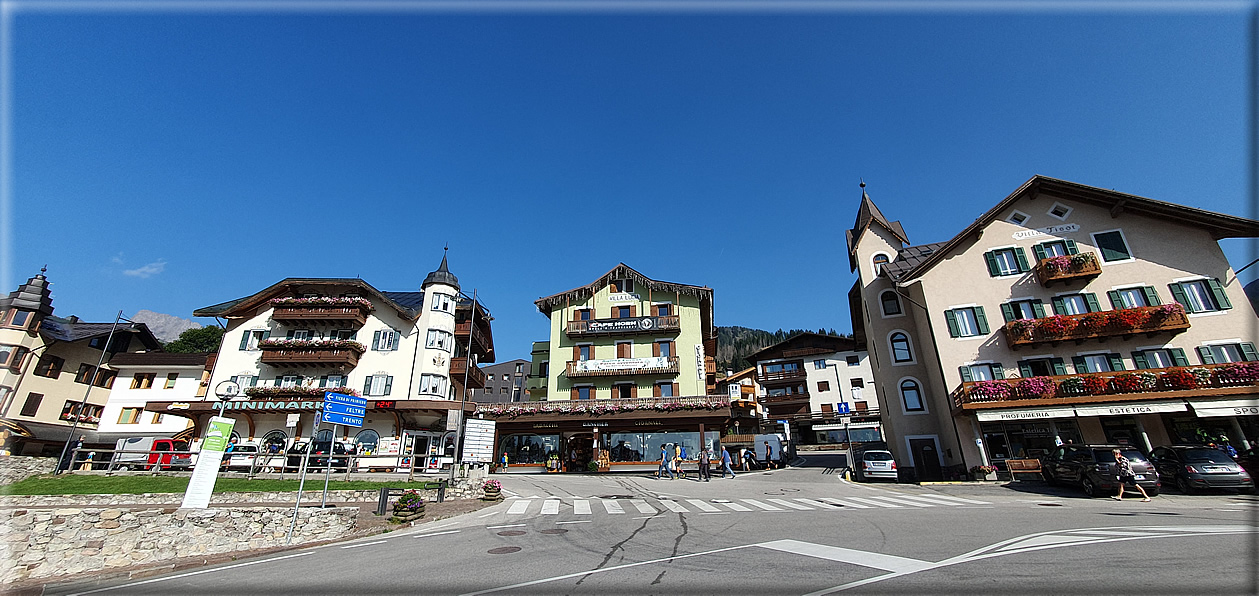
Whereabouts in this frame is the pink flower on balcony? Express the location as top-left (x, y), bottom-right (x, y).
top-left (1036, 315), bottom-right (1076, 337)
top-left (1016, 376), bottom-right (1057, 398)
top-left (969, 380), bottom-right (1012, 402)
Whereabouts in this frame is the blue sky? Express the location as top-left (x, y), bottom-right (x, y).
top-left (5, 2), bottom-right (1254, 362)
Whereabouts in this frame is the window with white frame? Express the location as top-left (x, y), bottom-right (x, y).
top-left (280, 375), bottom-right (299, 388)
top-left (240, 329), bottom-right (268, 351)
top-left (1197, 342), bottom-right (1257, 364)
top-left (1047, 202), bottom-right (1072, 221)
top-left (959, 363), bottom-right (1004, 382)
top-left (374, 329), bottom-right (400, 351)
top-left (1171, 279), bottom-right (1232, 313)
top-left (419, 374), bottom-right (446, 396)
top-left (1073, 353), bottom-right (1124, 373)
top-left (889, 332), bottom-right (914, 363)
top-left (1002, 299), bottom-right (1044, 322)
top-left (1007, 211), bottom-right (1030, 226)
top-left (292, 329), bottom-right (310, 341)
top-left (1109, 287), bottom-right (1158, 309)
top-left (426, 329), bottom-right (454, 352)
top-left (984, 247), bottom-right (1029, 277)
top-left (323, 374), bottom-right (345, 389)
top-left (900, 379), bottom-right (925, 412)
top-left (1053, 294), bottom-right (1099, 316)
top-left (872, 253), bottom-right (890, 276)
top-left (230, 375), bottom-right (257, 388)
top-left (945, 306), bottom-right (989, 338)
top-left (432, 293), bottom-right (456, 314)
top-left (814, 359), bottom-right (827, 370)
top-left (1132, 348), bottom-right (1188, 369)
top-left (365, 374), bottom-right (393, 396)
top-left (880, 290), bottom-right (902, 316)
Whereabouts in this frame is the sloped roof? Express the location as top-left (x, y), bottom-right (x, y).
top-left (880, 242), bottom-right (949, 281)
top-left (534, 263), bottom-right (716, 342)
top-left (0, 270), bottom-right (54, 315)
top-left (887, 175), bottom-right (1259, 283)
top-left (422, 253), bottom-right (460, 291)
top-left (41, 316), bottom-right (163, 350)
top-left (193, 278), bottom-right (422, 320)
top-left (745, 332), bottom-right (861, 367)
top-left (847, 189), bottom-right (911, 271)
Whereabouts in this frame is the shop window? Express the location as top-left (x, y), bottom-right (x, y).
top-left (261, 430), bottom-right (289, 454)
top-left (355, 429), bottom-right (380, 456)
top-left (498, 433), bottom-right (561, 465)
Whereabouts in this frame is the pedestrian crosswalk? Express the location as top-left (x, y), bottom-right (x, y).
top-left (494, 492), bottom-right (991, 519)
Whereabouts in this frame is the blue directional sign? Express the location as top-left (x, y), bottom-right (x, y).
top-left (322, 392), bottom-right (366, 427)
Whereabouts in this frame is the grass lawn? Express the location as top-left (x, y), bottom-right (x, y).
top-left (1, 475), bottom-right (446, 496)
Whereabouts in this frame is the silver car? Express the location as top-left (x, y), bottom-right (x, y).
top-left (856, 450), bottom-right (898, 482)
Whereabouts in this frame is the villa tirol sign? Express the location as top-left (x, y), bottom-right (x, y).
top-left (1012, 223), bottom-right (1079, 240)
top-left (583, 316), bottom-right (669, 334)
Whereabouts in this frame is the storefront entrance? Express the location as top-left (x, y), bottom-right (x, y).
top-left (565, 434), bottom-right (594, 472)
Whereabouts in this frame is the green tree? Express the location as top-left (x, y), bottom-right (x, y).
top-left (164, 326), bottom-right (224, 353)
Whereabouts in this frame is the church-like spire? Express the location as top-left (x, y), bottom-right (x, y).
top-left (0, 268), bottom-right (55, 315)
top-left (422, 248), bottom-right (460, 291)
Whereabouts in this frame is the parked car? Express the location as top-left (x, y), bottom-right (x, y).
top-left (1042, 444), bottom-right (1160, 497)
top-left (111, 437), bottom-right (193, 471)
top-left (1149, 445), bottom-right (1254, 494)
top-left (285, 441), bottom-right (350, 472)
top-left (223, 443), bottom-right (260, 472)
top-left (854, 449), bottom-right (897, 482)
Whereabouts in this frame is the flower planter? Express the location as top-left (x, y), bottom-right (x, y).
top-left (973, 472), bottom-right (997, 481)
top-left (392, 502), bottom-right (425, 523)
top-left (482, 487), bottom-right (502, 501)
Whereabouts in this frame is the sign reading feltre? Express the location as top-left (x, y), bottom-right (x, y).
top-left (322, 392), bottom-right (366, 427)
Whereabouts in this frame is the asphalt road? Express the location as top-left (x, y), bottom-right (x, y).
top-left (46, 452), bottom-right (1259, 596)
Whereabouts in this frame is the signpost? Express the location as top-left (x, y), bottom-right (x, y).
top-left (286, 392), bottom-right (366, 544)
top-left (461, 418), bottom-right (496, 464)
top-left (180, 416), bottom-right (235, 509)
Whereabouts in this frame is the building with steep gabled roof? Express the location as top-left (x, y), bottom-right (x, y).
top-left (848, 176), bottom-right (1259, 482)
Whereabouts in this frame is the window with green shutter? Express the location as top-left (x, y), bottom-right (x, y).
top-left (1092, 230), bottom-right (1131, 262)
top-left (945, 306), bottom-right (990, 338)
top-left (1169, 279), bottom-right (1232, 313)
top-left (1198, 343), bottom-right (1258, 364)
top-left (984, 248), bottom-right (1030, 277)
top-left (1001, 300), bottom-right (1044, 322)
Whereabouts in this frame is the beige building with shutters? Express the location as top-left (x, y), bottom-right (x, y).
top-left (847, 176), bottom-right (1259, 481)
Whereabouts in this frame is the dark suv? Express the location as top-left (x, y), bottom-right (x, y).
top-left (285, 441), bottom-right (350, 472)
top-left (1149, 445), bottom-right (1254, 494)
top-left (1042, 444), bottom-right (1160, 497)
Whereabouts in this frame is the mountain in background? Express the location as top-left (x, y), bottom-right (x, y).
top-left (130, 310), bottom-right (202, 344)
top-left (715, 326), bottom-right (848, 373)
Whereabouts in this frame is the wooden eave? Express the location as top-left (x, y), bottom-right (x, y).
top-left (193, 278), bottom-right (417, 322)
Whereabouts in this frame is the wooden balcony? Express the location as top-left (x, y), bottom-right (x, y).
top-left (259, 342), bottom-right (364, 368)
top-left (705, 356), bottom-right (716, 375)
top-left (271, 305), bottom-right (369, 326)
top-left (1003, 305), bottom-right (1190, 349)
top-left (566, 356), bottom-right (679, 378)
top-left (760, 392), bottom-right (811, 404)
top-left (455, 321), bottom-right (491, 353)
top-left (951, 362), bottom-right (1259, 410)
top-left (449, 356), bottom-right (486, 389)
top-left (566, 316), bottom-right (680, 337)
top-left (757, 369), bottom-right (807, 384)
top-left (1033, 252), bottom-right (1102, 287)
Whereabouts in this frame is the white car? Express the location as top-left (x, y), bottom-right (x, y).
top-left (855, 450), bottom-right (898, 482)
top-left (223, 443), bottom-right (260, 471)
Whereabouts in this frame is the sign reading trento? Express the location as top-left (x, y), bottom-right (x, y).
top-left (322, 392), bottom-right (366, 427)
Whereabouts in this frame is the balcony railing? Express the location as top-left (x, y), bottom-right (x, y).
top-left (705, 356), bottom-right (716, 375)
top-left (566, 356), bottom-right (679, 378)
top-left (476, 395), bottom-right (732, 417)
top-left (455, 321), bottom-right (491, 352)
top-left (566, 316), bottom-right (680, 337)
top-left (259, 340), bottom-right (365, 368)
top-left (271, 306), bottom-right (369, 326)
top-left (757, 369), bottom-right (807, 384)
top-left (951, 362), bottom-right (1259, 408)
top-left (449, 356), bottom-right (487, 388)
top-left (760, 392), bottom-right (811, 404)
top-left (1003, 304), bottom-right (1190, 348)
top-left (1033, 252), bottom-right (1102, 287)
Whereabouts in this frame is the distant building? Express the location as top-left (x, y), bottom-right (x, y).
top-left (472, 358), bottom-right (529, 403)
top-left (0, 269), bottom-right (163, 455)
top-left (95, 352), bottom-right (210, 438)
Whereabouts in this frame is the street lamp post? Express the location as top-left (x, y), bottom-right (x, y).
top-left (450, 289), bottom-right (478, 483)
top-left (56, 310), bottom-right (134, 474)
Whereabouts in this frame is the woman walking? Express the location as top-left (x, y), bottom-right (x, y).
top-left (1112, 448), bottom-right (1151, 502)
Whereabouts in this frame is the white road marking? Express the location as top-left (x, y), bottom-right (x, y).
top-left (556, 520), bottom-right (590, 525)
top-left (660, 499), bottom-right (689, 513)
top-left (767, 498), bottom-right (812, 510)
top-left (864, 496), bottom-right (933, 507)
top-left (819, 497), bottom-right (870, 509)
top-left (505, 500), bottom-right (531, 515)
top-left (909, 493), bottom-right (990, 505)
top-left (686, 499), bottom-right (721, 512)
top-left (721, 501), bottom-right (752, 511)
top-left (486, 524), bottom-right (525, 530)
top-left (478, 511), bottom-right (497, 518)
top-left (64, 552), bottom-right (315, 596)
top-left (1066, 530), bottom-right (1156, 537)
top-left (573, 499), bottom-right (592, 515)
top-left (756, 539), bottom-right (933, 573)
top-left (630, 499), bottom-right (657, 514)
top-left (414, 530), bottom-right (460, 538)
top-left (844, 497), bottom-right (902, 508)
top-left (340, 540), bottom-right (387, 549)
top-left (603, 499), bottom-right (625, 514)
top-left (541, 499), bottom-right (561, 515)
top-left (795, 498), bottom-right (838, 508)
top-left (742, 499), bottom-right (783, 511)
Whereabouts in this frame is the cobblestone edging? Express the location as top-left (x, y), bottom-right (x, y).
top-left (0, 456), bottom-right (58, 486)
top-left (0, 506), bottom-right (359, 583)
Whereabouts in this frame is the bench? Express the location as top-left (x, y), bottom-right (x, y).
top-left (375, 481), bottom-right (447, 516)
top-left (1004, 459), bottom-right (1043, 480)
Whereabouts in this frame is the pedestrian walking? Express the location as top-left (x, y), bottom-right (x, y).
top-left (656, 444), bottom-right (674, 480)
top-left (720, 448), bottom-right (736, 478)
top-left (764, 441), bottom-right (775, 470)
top-left (697, 446), bottom-right (711, 481)
top-left (500, 451), bottom-right (509, 473)
top-left (675, 444), bottom-right (688, 479)
top-left (1111, 448), bottom-right (1151, 502)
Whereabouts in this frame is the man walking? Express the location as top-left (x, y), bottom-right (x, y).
top-left (720, 448), bottom-right (736, 479)
top-left (697, 446), bottom-right (711, 481)
top-left (764, 441), bottom-right (775, 470)
top-left (656, 444), bottom-right (674, 480)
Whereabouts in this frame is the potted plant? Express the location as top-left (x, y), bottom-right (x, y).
top-left (970, 465), bottom-right (998, 481)
top-left (969, 380), bottom-right (1012, 402)
top-left (1042, 255), bottom-right (1072, 274)
top-left (1016, 376), bottom-right (1057, 399)
top-left (482, 479), bottom-right (503, 500)
top-left (1007, 318), bottom-right (1035, 340)
top-left (391, 489), bottom-right (425, 522)
top-left (1082, 375), bottom-right (1110, 395)
top-left (1037, 315), bottom-right (1076, 338)
top-left (1107, 308), bottom-right (1148, 331)
top-left (1162, 368), bottom-right (1198, 390)
top-left (1076, 312), bottom-right (1108, 334)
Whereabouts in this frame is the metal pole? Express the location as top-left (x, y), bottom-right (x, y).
top-left (320, 424), bottom-right (337, 507)
top-left (286, 422), bottom-right (318, 544)
top-left (450, 289), bottom-right (477, 482)
top-left (56, 310), bottom-right (124, 474)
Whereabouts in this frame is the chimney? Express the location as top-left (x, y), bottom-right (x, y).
top-left (67, 315), bottom-right (79, 323)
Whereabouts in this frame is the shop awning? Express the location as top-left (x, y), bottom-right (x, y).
top-left (1187, 398), bottom-right (1259, 418)
top-left (1073, 401), bottom-right (1187, 417)
top-left (975, 406), bottom-right (1077, 422)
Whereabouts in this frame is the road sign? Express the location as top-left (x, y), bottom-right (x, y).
top-left (321, 392), bottom-right (365, 428)
top-left (322, 412), bottom-right (363, 427)
top-left (324, 392), bottom-right (367, 407)
top-left (324, 401), bottom-right (366, 417)
top-left (461, 418), bottom-right (496, 463)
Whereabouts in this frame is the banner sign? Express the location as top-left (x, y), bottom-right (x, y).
top-left (180, 416), bottom-right (235, 509)
top-left (575, 356), bottom-right (671, 373)
top-left (976, 407), bottom-right (1076, 421)
top-left (1188, 399), bottom-right (1259, 418)
top-left (1073, 402), bottom-right (1186, 417)
top-left (582, 316), bottom-right (670, 334)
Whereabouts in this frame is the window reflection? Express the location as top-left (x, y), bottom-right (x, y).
top-left (498, 434), bottom-right (561, 464)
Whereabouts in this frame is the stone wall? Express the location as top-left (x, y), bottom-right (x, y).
top-left (0, 456), bottom-right (57, 485)
top-left (1, 506), bottom-right (358, 583)
top-left (0, 479), bottom-right (486, 508)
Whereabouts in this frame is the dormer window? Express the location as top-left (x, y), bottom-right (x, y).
top-left (610, 279), bottom-right (634, 294)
